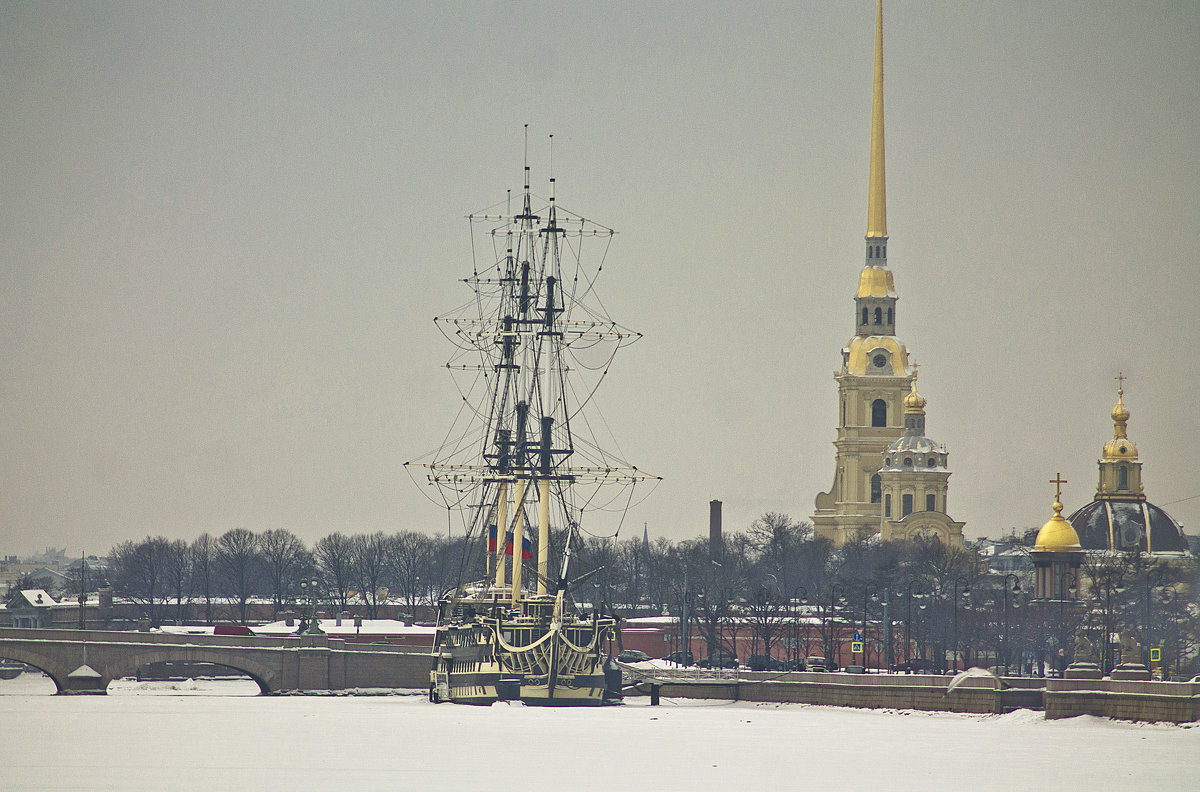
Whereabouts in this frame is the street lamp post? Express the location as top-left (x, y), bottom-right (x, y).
top-left (1142, 565), bottom-right (1163, 669)
top-left (952, 577), bottom-right (971, 673)
top-left (298, 577), bottom-right (324, 635)
top-left (917, 585), bottom-right (942, 671)
top-left (902, 581), bottom-right (922, 670)
top-left (1097, 574), bottom-right (1125, 674)
top-left (825, 584), bottom-right (845, 666)
top-left (1054, 571), bottom-right (1077, 676)
top-left (1158, 587), bottom-right (1177, 679)
top-left (1001, 574), bottom-right (1021, 676)
top-left (791, 585), bottom-right (809, 670)
top-left (858, 587), bottom-right (880, 671)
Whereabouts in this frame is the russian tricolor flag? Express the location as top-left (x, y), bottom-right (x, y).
top-left (503, 530), bottom-right (533, 559)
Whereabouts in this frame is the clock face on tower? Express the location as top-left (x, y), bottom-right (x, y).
top-left (872, 354), bottom-right (887, 369)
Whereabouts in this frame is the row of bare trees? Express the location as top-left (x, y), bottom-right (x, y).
top-left (107, 528), bottom-right (454, 626)
top-left (95, 513), bottom-right (1197, 676)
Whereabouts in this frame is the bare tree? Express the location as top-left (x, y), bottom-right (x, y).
top-left (162, 539), bottom-right (192, 626)
top-left (313, 532), bottom-right (355, 611)
top-left (217, 528), bottom-right (262, 624)
top-left (109, 536), bottom-right (172, 626)
top-left (259, 528), bottom-right (308, 617)
top-left (387, 531), bottom-right (436, 617)
top-left (352, 532), bottom-right (390, 619)
top-left (191, 533), bottom-right (217, 623)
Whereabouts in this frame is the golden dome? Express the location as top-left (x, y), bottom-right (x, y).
top-left (855, 266), bottom-right (896, 298)
top-left (1034, 499), bottom-right (1082, 552)
top-left (1111, 393), bottom-right (1130, 425)
top-left (903, 374), bottom-right (926, 413)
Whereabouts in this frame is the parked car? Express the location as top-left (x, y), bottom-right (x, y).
top-left (697, 651), bottom-right (739, 669)
top-left (663, 651), bottom-right (695, 666)
top-left (891, 658), bottom-right (933, 674)
top-left (785, 658), bottom-right (805, 671)
top-left (617, 649), bottom-right (651, 663)
top-left (747, 654), bottom-right (787, 672)
top-left (805, 656), bottom-right (829, 671)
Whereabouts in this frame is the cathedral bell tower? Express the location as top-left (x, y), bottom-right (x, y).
top-left (813, 0), bottom-right (915, 546)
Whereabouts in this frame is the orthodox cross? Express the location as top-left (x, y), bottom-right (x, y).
top-left (1050, 472), bottom-right (1067, 503)
top-left (1115, 371), bottom-right (1126, 394)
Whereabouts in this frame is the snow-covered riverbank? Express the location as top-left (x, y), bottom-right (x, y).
top-left (1, 675), bottom-right (1196, 791)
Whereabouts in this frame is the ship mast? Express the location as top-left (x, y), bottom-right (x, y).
top-left (406, 134), bottom-right (657, 603)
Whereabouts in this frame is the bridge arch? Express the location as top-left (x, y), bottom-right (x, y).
top-left (104, 648), bottom-right (279, 694)
top-left (0, 646), bottom-right (71, 693)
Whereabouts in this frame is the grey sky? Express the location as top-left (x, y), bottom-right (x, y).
top-left (2, 1), bottom-right (1197, 557)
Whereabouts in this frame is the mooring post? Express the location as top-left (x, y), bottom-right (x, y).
top-left (650, 683), bottom-right (660, 706)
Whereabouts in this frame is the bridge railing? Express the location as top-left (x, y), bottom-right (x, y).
top-left (619, 663), bottom-right (740, 684)
top-left (0, 627), bottom-right (425, 654)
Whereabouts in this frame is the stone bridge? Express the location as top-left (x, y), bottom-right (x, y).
top-left (0, 627), bottom-right (430, 694)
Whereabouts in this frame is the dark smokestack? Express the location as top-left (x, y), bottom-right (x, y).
top-left (709, 500), bottom-right (723, 558)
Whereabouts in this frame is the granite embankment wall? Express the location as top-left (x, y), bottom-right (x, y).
top-left (1045, 678), bottom-right (1200, 724)
top-left (642, 671), bottom-right (1198, 723)
top-left (650, 672), bottom-right (1021, 714)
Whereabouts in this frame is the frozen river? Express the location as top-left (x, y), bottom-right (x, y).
top-left (1, 674), bottom-right (1197, 791)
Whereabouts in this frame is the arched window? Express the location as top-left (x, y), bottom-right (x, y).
top-left (870, 474), bottom-right (882, 503)
top-left (861, 307), bottom-right (869, 325)
top-left (926, 493), bottom-right (936, 512)
top-left (884, 494), bottom-right (891, 518)
top-left (887, 307), bottom-right (893, 325)
top-left (902, 494), bottom-right (913, 517)
top-left (1118, 465), bottom-right (1128, 490)
top-left (871, 399), bottom-right (887, 427)
top-left (874, 307), bottom-right (882, 325)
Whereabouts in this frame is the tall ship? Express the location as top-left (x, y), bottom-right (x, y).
top-left (410, 141), bottom-right (655, 705)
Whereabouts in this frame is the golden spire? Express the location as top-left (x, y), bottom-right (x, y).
top-left (866, 0), bottom-right (887, 239)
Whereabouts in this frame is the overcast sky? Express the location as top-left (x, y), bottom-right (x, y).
top-left (2, 1), bottom-right (1198, 557)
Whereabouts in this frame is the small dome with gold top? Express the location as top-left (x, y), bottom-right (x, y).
top-left (1034, 482), bottom-right (1082, 552)
top-left (1102, 382), bottom-right (1138, 461)
top-left (902, 375), bottom-right (927, 413)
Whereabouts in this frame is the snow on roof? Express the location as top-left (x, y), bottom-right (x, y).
top-left (253, 619), bottom-right (436, 636)
top-left (156, 625), bottom-right (217, 635)
top-left (16, 589), bottom-right (56, 608)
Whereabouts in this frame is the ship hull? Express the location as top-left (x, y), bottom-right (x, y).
top-left (429, 605), bottom-right (620, 706)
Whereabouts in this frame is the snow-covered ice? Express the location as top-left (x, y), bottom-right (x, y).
top-left (1, 674), bottom-right (1196, 791)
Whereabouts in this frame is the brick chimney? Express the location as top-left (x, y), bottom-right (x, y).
top-left (709, 499), bottom-right (723, 558)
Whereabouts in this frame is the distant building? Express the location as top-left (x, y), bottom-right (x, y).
top-left (8, 589), bottom-right (58, 629)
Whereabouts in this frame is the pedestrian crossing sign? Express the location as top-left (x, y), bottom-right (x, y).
top-left (1150, 648), bottom-right (1161, 662)
top-left (852, 641), bottom-right (864, 654)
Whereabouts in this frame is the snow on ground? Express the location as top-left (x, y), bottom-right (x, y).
top-left (1, 674), bottom-right (1196, 791)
